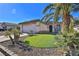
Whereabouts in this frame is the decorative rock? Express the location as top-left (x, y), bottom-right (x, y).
top-left (0, 40), bottom-right (64, 56)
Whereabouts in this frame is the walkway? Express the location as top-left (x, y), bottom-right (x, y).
top-left (0, 52), bottom-right (4, 56)
top-left (0, 33), bottom-right (28, 42)
top-left (0, 33), bottom-right (28, 56)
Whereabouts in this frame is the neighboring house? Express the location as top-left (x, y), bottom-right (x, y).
top-left (0, 22), bottom-right (18, 31)
top-left (19, 19), bottom-right (61, 33)
top-left (74, 25), bottom-right (79, 32)
top-left (0, 23), bottom-right (3, 29)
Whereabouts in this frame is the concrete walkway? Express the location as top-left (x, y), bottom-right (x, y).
top-left (0, 33), bottom-right (28, 56)
top-left (0, 45), bottom-right (17, 56)
top-left (0, 33), bottom-right (28, 42)
top-left (0, 52), bottom-right (4, 56)
top-left (0, 36), bottom-right (9, 42)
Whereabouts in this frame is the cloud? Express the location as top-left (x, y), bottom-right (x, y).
top-left (12, 8), bottom-right (16, 14)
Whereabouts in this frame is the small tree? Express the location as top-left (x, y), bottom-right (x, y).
top-left (12, 28), bottom-right (20, 42)
top-left (5, 27), bottom-right (20, 45)
top-left (5, 30), bottom-right (15, 45)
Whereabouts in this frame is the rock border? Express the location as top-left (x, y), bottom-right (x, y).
top-left (0, 45), bottom-right (17, 56)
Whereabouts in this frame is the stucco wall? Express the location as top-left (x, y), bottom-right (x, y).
top-left (38, 23), bottom-right (49, 32)
top-left (19, 22), bottom-right (49, 33)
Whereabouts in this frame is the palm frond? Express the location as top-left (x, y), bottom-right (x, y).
top-left (43, 4), bottom-right (54, 14)
top-left (70, 15), bottom-right (74, 19)
top-left (72, 3), bottom-right (79, 12)
top-left (54, 6), bottom-right (61, 22)
top-left (41, 13), bottom-right (54, 23)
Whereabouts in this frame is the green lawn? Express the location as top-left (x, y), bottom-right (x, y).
top-left (24, 34), bottom-right (63, 48)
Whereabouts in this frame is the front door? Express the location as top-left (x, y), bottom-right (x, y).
top-left (49, 25), bottom-right (52, 32)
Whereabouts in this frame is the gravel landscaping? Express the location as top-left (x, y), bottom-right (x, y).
top-left (0, 40), bottom-right (64, 56)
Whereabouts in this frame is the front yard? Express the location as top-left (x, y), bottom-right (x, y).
top-left (24, 34), bottom-right (64, 48)
top-left (0, 34), bottom-right (64, 56)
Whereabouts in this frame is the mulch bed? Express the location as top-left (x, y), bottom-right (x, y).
top-left (0, 39), bottom-right (64, 56)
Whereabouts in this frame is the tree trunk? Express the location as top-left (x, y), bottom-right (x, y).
top-left (53, 22), bottom-right (58, 34)
top-left (14, 34), bottom-right (20, 43)
top-left (61, 4), bottom-right (71, 34)
top-left (9, 35), bottom-right (15, 45)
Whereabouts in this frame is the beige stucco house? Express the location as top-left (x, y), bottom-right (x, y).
top-left (19, 19), bottom-right (61, 33)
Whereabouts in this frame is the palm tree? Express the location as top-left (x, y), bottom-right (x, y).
top-left (12, 28), bottom-right (20, 42)
top-left (41, 3), bottom-right (79, 34)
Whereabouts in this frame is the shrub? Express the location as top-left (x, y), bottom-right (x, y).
top-left (24, 41), bottom-right (30, 46)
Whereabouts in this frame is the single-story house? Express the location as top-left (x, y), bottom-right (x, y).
top-left (0, 22), bottom-right (18, 31)
top-left (19, 19), bottom-right (61, 33)
top-left (74, 25), bottom-right (79, 32)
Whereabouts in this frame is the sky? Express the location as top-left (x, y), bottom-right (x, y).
top-left (0, 3), bottom-right (49, 23)
top-left (0, 3), bottom-right (79, 24)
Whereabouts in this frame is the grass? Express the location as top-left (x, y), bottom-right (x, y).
top-left (24, 34), bottom-right (64, 48)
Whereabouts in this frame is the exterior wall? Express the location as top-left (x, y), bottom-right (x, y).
top-left (19, 23), bottom-right (39, 33)
top-left (19, 22), bottom-right (61, 33)
top-left (38, 23), bottom-right (49, 32)
top-left (0, 25), bottom-right (3, 29)
top-left (0, 24), bottom-right (4, 29)
top-left (22, 24), bottom-right (40, 33)
top-left (19, 22), bottom-right (49, 33)
top-left (19, 25), bottom-right (23, 33)
top-left (0, 23), bottom-right (17, 30)
top-left (6, 25), bottom-right (16, 30)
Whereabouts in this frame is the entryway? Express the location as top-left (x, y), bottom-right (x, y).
top-left (49, 25), bottom-right (52, 32)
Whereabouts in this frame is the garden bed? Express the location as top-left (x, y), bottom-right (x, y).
top-left (0, 41), bottom-right (64, 56)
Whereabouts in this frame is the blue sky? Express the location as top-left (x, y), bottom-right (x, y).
top-left (0, 3), bottom-right (79, 24)
top-left (0, 3), bottom-right (49, 23)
